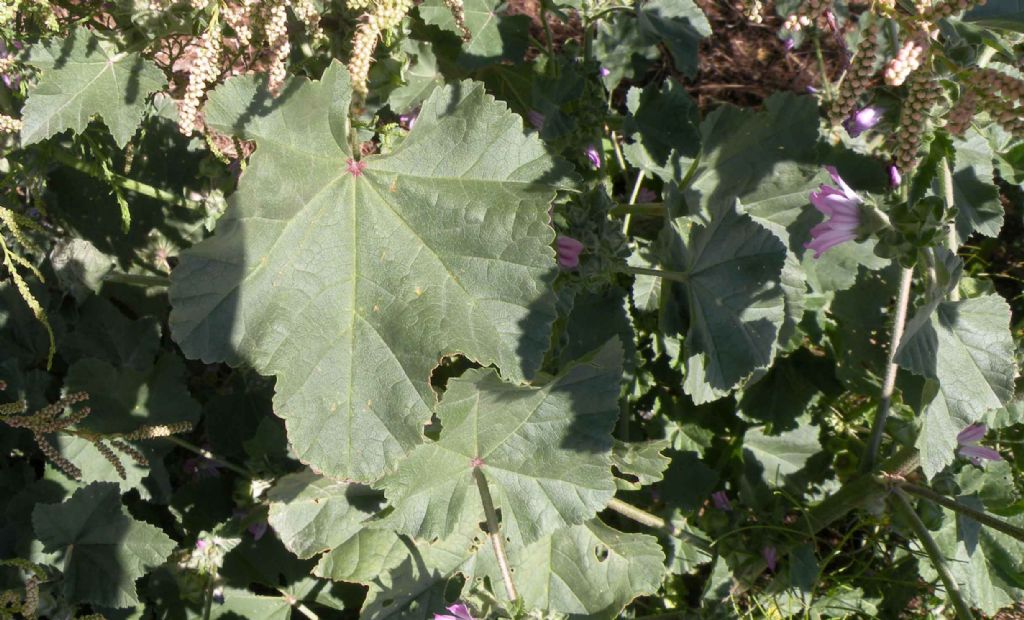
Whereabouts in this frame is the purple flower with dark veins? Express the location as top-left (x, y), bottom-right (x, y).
top-left (555, 235), bottom-right (584, 270)
top-left (844, 106), bottom-right (883, 138)
top-left (585, 145), bottom-right (601, 169)
top-left (806, 166), bottom-right (861, 258)
top-left (711, 490), bottom-right (732, 512)
top-left (434, 603), bottom-right (475, 620)
top-left (957, 423), bottom-right (1002, 465)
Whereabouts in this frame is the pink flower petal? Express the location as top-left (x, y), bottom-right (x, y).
top-left (957, 423), bottom-right (987, 444)
top-left (959, 444), bottom-right (1002, 462)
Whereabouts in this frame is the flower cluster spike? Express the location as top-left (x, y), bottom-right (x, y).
top-left (782, 0), bottom-right (832, 32)
top-left (293, 0), bottom-right (328, 46)
top-left (893, 70), bottom-right (941, 173)
top-left (883, 34), bottom-right (927, 87)
top-left (442, 0), bottom-right (472, 40)
top-left (0, 114), bottom-right (20, 133)
top-left (830, 17), bottom-right (880, 124)
top-left (223, 1), bottom-right (255, 47)
top-left (179, 29), bottom-right (222, 135)
top-left (1, 391), bottom-right (90, 480)
top-left (923, 0), bottom-right (988, 20)
top-left (122, 421), bottom-right (194, 440)
top-left (348, 22), bottom-right (381, 99)
top-left (744, 0), bottom-right (765, 23)
top-left (950, 68), bottom-right (1024, 138)
top-left (0, 206), bottom-right (55, 368)
top-left (263, 2), bottom-right (291, 94)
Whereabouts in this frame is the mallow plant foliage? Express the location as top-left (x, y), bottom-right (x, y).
top-left (0, 0), bottom-right (1022, 618)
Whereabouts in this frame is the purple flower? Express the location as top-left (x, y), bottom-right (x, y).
top-left (711, 491), bottom-right (732, 512)
top-left (889, 164), bottom-right (902, 189)
top-left (248, 520), bottom-right (268, 540)
top-left (636, 187), bottom-right (658, 203)
top-left (783, 38), bottom-right (796, 51)
top-left (805, 166), bottom-right (861, 258)
top-left (526, 110), bottom-right (545, 132)
top-left (762, 546), bottom-right (778, 572)
top-left (843, 106), bottom-right (883, 138)
top-left (434, 603), bottom-right (475, 620)
top-left (196, 539), bottom-right (209, 551)
top-left (957, 423), bottom-right (1002, 465)
top-left (598, 66), bottom-right (611, 78)
top-left (555, 235), bottom-right (584, 270)
top-left (184, 449), bottom-right (222, 480)
top-left (399, 109), bottom-right (418, 130)
top-left (584, 146), bottom-right (601, 169)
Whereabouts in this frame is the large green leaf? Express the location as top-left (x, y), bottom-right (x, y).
top-left (21, 28), bottom-right (165, 147)
top-left (623, 81), bottom-right (700, 184)
top-left (686, 94), bottom-right (821, 219)
top-left (920, 499), bottom-right (1024, 613)
top-left (742, 422), bottom-right (821, 488)
top-left (376, 341), bottom-right (622, 547)
top-left (664, 203), bottom-right (787, 399)
top-left (636, 0), bottom-right (711, 78)
top-left (963, 0), bottom-right (1024, 32)
top-left (169, 62), bottom-right (572, 482)
top-left (31, 482), bottom-right (175, 608)
top-left (480, 519), bottom-right (665, 618)
top-left (419, 0), bottom-right (530, 69)
top-left (895, 294), bottom-right (1017, 478)
top-left (948, 132), bottom-right (1003, 242)
top-left (267, 469), bottom-right (383, 560)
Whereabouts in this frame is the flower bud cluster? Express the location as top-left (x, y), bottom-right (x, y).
top-left (263, 3), bottom-right (291, 94)
top-left (830, 18), bottom-right (880, 123)
top-left (950, 69), bottom-right (1024, 137)
top-left (293, 0), bottom-right (328, 46)
top-left (0, 114), bottom-right (21, 133)
top-left (893, 71), bottom-right (942, 172)
top-left (179, 30), bottom-right (222, 135)
top-left (348, 22), bottom-right (381, 99)
top-left (95, 439), bottom-right (127, 480)
top-left (923, 0), bottom-right (987, 20)
top-left (783, 0), bottom-right (831, 32)
top-left (223, 1), bottom-right (255, 47)
top-left (744, 0), bottom-right (764, 23)
top-left (367, 0), bottom-right (415, 31)
top-left (123, 421), bottom-right (194, 439)
top-left (884, 36), bottom-right (926, 86)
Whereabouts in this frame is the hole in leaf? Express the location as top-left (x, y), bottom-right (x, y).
top-left (594, 544), bottom-right (610, 562)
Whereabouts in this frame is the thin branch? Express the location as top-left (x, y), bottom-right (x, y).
top-left (890, 490), bottom-right (975, 620)
top-left (621, 265), bottom-right (688, 283)
top-left (862, 266), bottom-right (914, 472)
top-left (474, 468), bottom-right (518, 602)
top-left (606, 498), bottom-right (711, 553)
top-left (609, 203), bottom-right (666, 217)
top-left (940, 156), bottom-right (961, 302)
top-left (163, 436), bottom-right (255, 479)
top-left (899, 482), bottom-right (1024, 543)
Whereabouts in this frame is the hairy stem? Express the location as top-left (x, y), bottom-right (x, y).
top-left (622, 170), bottom-right (646, 237)
top-left (862, 266), bottom-right (914, 472)
top-left (890, 490), bottom-right (975, 620)
top-left (48, 147), bottom-right (203, 209)
top-left (899, 482), bottom-right (1024, 543)
top-left (474, 468), bottom-right (518, 602)
top-left (607, 498), bottom-right (712, 553)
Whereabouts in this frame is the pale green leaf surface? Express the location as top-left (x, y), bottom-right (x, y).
top-left (376, 341), bottom-right (622, 547)
top-left (622, 81), bottom-right (699, 184)
top-left (611, 439), bottom-right (671, 491)
top-left (267, 469), bottom-right (383, 560)
top-left (636, 0), bottom-right (711, 77)
top-left (948, 132), bottom-right (1003, 242)
top-left (963, 0), bottom-right (1024, 31)
top-left (743, 423), bottom-right (821, 487)
top-left (895, 295), bottom-right (1017, 477)
top-left (21, 28), bottom-right (165, 147)
top-left (31, 482), bottom-right (175, 608)
top-left (169, 62), bottom-right (572, 482)
top-left (211, 588), bottom-right (291, 620)
top-left (419, 0), bottom-right (530, 68)
top-left (388, 41), bottom-right (445, 114)
top-left (480, 519), bottom-right (665, 618)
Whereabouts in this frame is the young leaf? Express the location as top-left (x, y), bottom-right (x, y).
top-left (376, 340), bottom-right (622, 547)
top-left (31, 482), bottom-right (175, 608)
top-left (21, 28), bottom-right (165, 148)
top-left (896, 294), bottom-right (1017, 478)
top-left (169, 61), bottom-right (573, 482)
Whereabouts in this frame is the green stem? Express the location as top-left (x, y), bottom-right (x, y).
top-left (862, 266), bottom-right (914, 472)
top-left (940, 156), bottom-right (961, 302)
top-left (202, 572), bottom-right (216, 620)
top-left (606, 498), bottom-right (712, 553)
top-left (585, 4), bottom-right (634, 24)
top-left (164, 436), bottom-right (254, 479)
top-left (621, 265), bottom-right (688, 283)
top-left (621, 170), bottom-right (645, 237)
top-left (48, 148), bottom-right (203, 209)
top-left (890, 490), bottom-right (975, 620)
top-left (278, 588), bottom-right (320, 620)
top-left (813, 31), bottom-right (834, 104)
top-left (609, 203), bottom-right (666, 217)
top-left (899, 483), bottom-right (1024, 543)
top-left (474, 468), bottom-right (518, 602)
